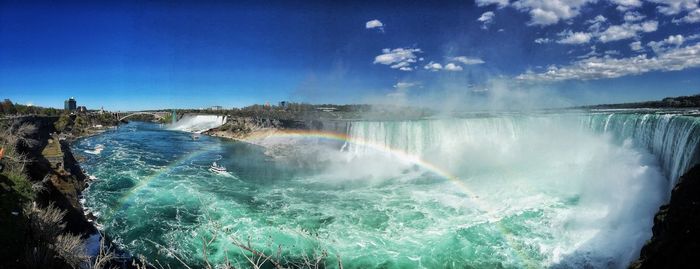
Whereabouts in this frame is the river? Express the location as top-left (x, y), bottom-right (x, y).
top-left (74, 111), bottom-right (700, 268)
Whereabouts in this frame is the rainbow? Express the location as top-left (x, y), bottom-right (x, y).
top-left (242, 130), bottom-right (485, 203)
top-left (238, 129), bottom-right (538, 268)
top-left (111, 146), bottom-right (218, 213)
top-left (108, 128), bottom-right (538, 268)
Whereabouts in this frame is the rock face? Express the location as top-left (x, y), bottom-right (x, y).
top-left (207, 116), bottom-right (350, 140)
top-left (630, 164), bottom-right (700, 269)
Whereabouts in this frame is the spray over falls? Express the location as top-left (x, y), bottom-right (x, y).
top-left (169, 114), bottom-right (228, 133)
top-left (75, 111), bottom-right (700, 268)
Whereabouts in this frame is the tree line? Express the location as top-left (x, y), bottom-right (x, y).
top-left (0, 99), bottom-right (63, 116)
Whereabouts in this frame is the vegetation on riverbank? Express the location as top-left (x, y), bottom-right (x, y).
top-left (581, 94), bottom-right (700, 109)
top-left (177, 102), bottom-right (434, 121)
top-left (54, 113), bottom-right (119, 137)
top-left (0, 99), bottom-right (63, 116)
top-left (0, 119), bottom-right (87, 268)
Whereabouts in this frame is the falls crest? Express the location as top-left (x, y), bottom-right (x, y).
top-left (169, 114), bottom-right (227, 133)
top-left (345, 113), bottom-right (700, 188)
top-left (582, 113), bottom-right (700, 188)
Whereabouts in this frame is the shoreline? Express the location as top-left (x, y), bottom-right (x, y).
top-left (63, 123), bottom-right (137, 265)
top-left (67, 119), bottom-right (700, 268)
top-left (204, 127), bottom-right (281, 145)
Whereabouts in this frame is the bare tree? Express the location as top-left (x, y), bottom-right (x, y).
top-left (89, 234), bottom-right (116, 269)
top-left (22, 202), bottom-right (94, 268)
top-left (54, 233), bottom-right (88, 267)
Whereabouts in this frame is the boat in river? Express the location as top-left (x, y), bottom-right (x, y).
top-left (84, 144), bottom-right (105, 155)
top-left (209, 162), bottom-right (227, 174)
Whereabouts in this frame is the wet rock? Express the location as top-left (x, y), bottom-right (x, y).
top-left (630, 164), bottom-right (700, 269)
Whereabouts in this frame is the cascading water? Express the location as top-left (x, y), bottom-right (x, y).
top-left (582, 112), bottom-right (700, 189)
top-left (77, 111), bottom-right (700, 269)
top-left (169, 114), bottom-right (227, 133)
top-left (345, 112), bottom-right (700, 189)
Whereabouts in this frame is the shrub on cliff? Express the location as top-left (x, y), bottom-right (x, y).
top-left (54, 114), bottom-right (72, 133)
top-left (23, 202), bottom-right (89, 268)
top-left (1, 120), bottom-right (90, 269)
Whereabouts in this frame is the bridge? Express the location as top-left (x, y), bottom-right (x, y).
top-left (116, 111), bottom-right (173, 121)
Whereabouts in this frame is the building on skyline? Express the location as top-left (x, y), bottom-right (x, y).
top-left (64, 97), bottom-right (76, 111)
top-left (77, 106), bottom-right (87, 113)
top-left (209, 106), bottom-right (223, 111)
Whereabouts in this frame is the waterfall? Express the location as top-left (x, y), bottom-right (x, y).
top-left (582, 112), bottom-right (700, 188)
top-left (169, 114), bottom-right (227, 133)
top-left (345, 112), bottom-right (700, 190)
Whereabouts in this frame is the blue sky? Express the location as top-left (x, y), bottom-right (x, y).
top-left (1, 0), bottom-right (699, 110)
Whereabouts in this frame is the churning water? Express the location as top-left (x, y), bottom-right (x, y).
top-left (75, 111), bottom-right (700, 268)
top-left (169, 114), bottom-right (227, 133)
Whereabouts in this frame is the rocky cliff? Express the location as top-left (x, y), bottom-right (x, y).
top-left (630, 164), bottom-right (700, 269)
top-left (205, 116), bottom-right (349, 140)
top-left (0, 116), bottom-right (97, 268)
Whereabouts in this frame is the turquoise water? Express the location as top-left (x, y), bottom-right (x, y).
top-left (75, 114), bottom-right (697, 268)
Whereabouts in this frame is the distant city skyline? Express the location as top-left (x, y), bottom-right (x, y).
top-left (1, 0), bottom-right (699, 111)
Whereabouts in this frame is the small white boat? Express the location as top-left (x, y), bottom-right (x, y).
top-left (84, 144), bottom-right (105, 155)
top-left (209, 162), bottom-right (227, 174)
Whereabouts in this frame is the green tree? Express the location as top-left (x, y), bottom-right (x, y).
top-left (2, 99), bottom-right (16, 114)
top-left (54, 114), bottom-right (71, 132)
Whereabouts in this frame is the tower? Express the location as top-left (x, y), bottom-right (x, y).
top-left (64, 97), bottom-right (77, 111)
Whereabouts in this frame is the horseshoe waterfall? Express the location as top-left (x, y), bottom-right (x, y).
top-left (76, 110), bottom-right (700, 269)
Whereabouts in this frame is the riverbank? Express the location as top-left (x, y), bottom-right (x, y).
top-left (205, 127), bottom-right (279, 143)
top-left (8, 113), bottom-right (698, 268)
top-left (0, 115), bottom-right (135, 268)
top-left (629, 164), bottom-right (700, 269)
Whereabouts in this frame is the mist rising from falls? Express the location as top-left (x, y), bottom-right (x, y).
top-left (340, 112), bottom-right (700, 267)
top-left (344, 113), bottom-right (700, 188)
top-left (169, 114), bottom-right (227, 133)
top-left (582, 113), bottom-right (700, 189)
top-left (77, 112), bottom-right (700, 268)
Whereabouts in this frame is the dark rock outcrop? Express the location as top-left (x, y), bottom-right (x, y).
top-left (630, 164), bottom-right (700, 269)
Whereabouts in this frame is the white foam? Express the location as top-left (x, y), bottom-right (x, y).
top-left (169, 114), bottom-right (227, 133)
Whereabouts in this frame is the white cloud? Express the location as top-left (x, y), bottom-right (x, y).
top-left (512, 0), bottom-right (597, 26)
top-left (558, 31), bottom-right (592, 44)
top-left (586, 15), bottom-right (607, 32)
top-left (586, 15), bottom-right (607, 24)
top-left (598, 20), bottom-right (658, 42)
top-left (394, 82), bottom-right (417, 89)
top-left (534, 37), bottom-right (553, 44)
top-left (648, 34), bottom-right (685, 53)
top-left (673, 8), bottom-right (700, 23)
top-left (475, 0), bottom-right (510, 8)
top-left (451, 56), bottom-right (486, 65)
top-left (388, 81), bottom-right (417, 99)
top-left (516, 43), bottom-right (700, 81)
top-left (610, 0), bottom-right (643, 11)
top-left (366, 19), bottom-right (384, 31)
top-left (373, 48), bottom-right (422, 71)
top-left (478, 11), bottom-right (496, 29)
top-left (649, 0), bottom-right (698, 15)
top-left (529, 8), bottom-right (561, 25)
top-left (478, 11), bottom-right (496, 23)
top-left (630, 40), bottom-right (644, 51)
top-left (424, 61), bottom-right (443, 71)
top-left (623, 11), bottom-right (646, 22)
top-left (577, 45), bottom-right (600, 58)
top-left (444, 63), bottom-right (464, 71)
